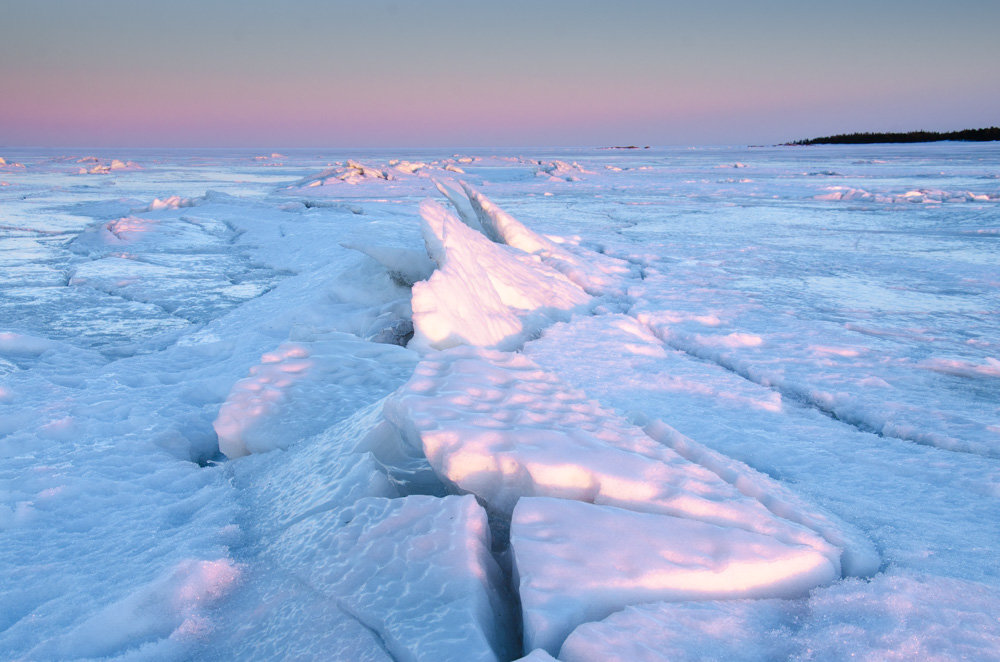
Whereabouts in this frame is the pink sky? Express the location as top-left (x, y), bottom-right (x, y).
top-left (2, 0), bottom-right (997, 147)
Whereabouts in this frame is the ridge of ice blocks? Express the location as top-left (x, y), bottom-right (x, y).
top-left (383, 347), bottom-right (845, 553)
top-left (512, 497), bottom-right (838, 655)
top-left (458, 182), bottom-right (631, 296)
top-left (410, 200), bottom-right (590, 351)
top-left (272, 494), bottom-right (512, 662)
top-left (214, 334), bottom-right (417, 458)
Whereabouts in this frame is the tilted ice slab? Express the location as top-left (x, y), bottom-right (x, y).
top-left (271, 494), bottom-right (512, 662)
top-left (383, 347), bottom-right (841, 553)
top-left (215, 333), bottom-right (417, 458)
top-left (459, 182), bottom-right (631, 296)
top-left (410, 201), bottom-right (590, 351)
top-left (512, 497), bottom-right (838, 655)
top-left (434, 179), bottom-right (484, 232)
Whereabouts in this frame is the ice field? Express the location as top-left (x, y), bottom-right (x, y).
top-left (1, 144), bottom-right (998, 660)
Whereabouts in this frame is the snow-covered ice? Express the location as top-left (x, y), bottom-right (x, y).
top-left (1, 144), bottom-right (999, 660)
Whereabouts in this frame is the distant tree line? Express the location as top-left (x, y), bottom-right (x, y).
top-left (792, 127), bottom-right (1000, 145)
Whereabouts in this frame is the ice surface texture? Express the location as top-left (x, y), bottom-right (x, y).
top-left (2, 144), bottom-right (998, 661)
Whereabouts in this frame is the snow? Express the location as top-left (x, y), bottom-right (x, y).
top-left (1, 144), bottom-right (998, 660)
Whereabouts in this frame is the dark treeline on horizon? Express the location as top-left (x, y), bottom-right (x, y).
top-left (791, 127), bottom-right (1000, 145)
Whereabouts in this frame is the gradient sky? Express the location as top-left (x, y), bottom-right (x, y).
top-left (2, 0), bottom-right (998, 148)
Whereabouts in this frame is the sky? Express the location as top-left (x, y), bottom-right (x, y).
top-left (1, 0), bottom-right (998, 148)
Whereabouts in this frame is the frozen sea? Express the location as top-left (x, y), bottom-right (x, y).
top-left (1, 144), bottom-right (998, 661)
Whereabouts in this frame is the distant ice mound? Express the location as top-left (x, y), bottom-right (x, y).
top-left (534, 159), bottom-right (593, 182)
top-left (296, 161), bottom-right (394, 187)
top-left (815, 186), bottom-right (999, 203)
top-left (290, 159), bottom-right (472, 192)
top-left (145, 195), bottom-right (198, 211)
top-left (76, 158), bottom-right (141, 174)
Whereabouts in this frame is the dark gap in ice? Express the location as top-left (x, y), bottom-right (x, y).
top-left (194, 449), bottom-right (226, 468)
top-left (366, 317), bottom-right (414, 347)
top-left (479, 503), bottom-right (525, 660)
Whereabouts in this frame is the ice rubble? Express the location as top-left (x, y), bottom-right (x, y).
top-left (207, 180), bottom-right (873, 658)
top-left (815, 186), bottom-right (999, 203)
top-left (76, 158), bottom-right (141, 175)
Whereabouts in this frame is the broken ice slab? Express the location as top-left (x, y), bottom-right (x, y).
top-left (511, 497), bottom-right (839, 656)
